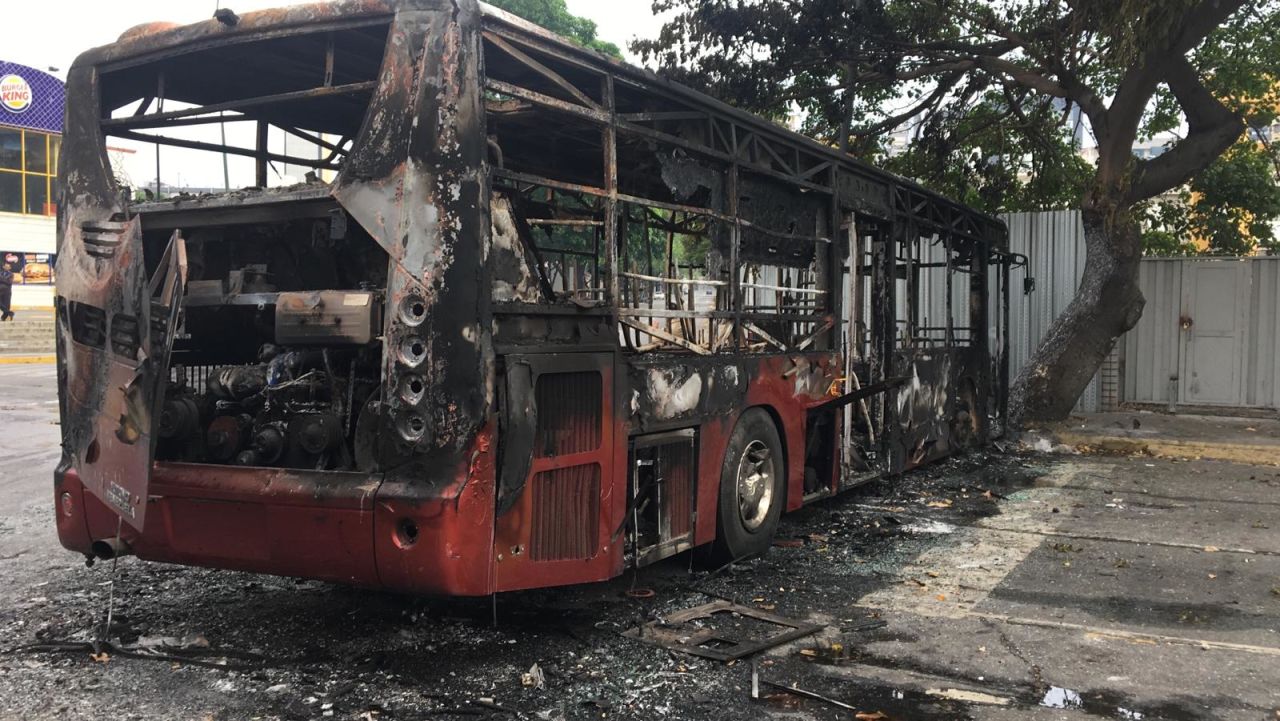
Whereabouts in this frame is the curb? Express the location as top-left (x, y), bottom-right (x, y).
top-left (1052, 430), bottom-right (1280, 467)
top-left (0, 355), bottom-right (56, 365)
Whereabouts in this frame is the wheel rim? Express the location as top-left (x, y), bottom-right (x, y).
top-left (736, 439), bottom-right (775, 531)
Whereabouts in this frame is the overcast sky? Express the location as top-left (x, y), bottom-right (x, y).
top-left (2, 0), bottom-right (666, 189)
top-left (6, 0), bottom-right (663, 76)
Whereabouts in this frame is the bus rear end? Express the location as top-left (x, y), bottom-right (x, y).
top-left (54, 0), bottom-right (516, 595)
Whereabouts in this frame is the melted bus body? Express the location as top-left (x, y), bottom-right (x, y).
top-left (53, 0), bottom-right (1012, 595)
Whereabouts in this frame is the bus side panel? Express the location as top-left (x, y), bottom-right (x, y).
top-left (692, 415), bottom-right (733, 549)
top-left (492, 357), bottom-right (625, 593)
top-left (891, 347), bottom-right (992, 472)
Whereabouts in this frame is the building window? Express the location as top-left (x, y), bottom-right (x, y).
top-left (0, 127), bottom-right (58, 216)
top-left (0, 172), bottom-right (18, 212)
top-left (0, 128), bottom-right (20, 170)
top-left (1, 251), bottom-right (56, 286)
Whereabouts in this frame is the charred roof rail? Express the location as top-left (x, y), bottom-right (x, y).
top-left (101, 81), bottom-right (377, 130)
top-left (479, 2), bottom-right (1008, 243)
top-left (110, 129), bottom-right (343, 171)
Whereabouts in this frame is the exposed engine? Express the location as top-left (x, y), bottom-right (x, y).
top-left (148, 214), bottom-right (389, 472)
top-left (157, 344), bottom-right (382, 471)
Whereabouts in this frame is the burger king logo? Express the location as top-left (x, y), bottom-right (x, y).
top-left (0, 74), bottom-right (32, 114)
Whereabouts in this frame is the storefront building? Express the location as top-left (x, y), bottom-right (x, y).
top-left (0, 60), bottom-right (63, 310)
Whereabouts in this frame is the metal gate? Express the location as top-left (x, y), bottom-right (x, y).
top-left (1126, 257), bottom-right (1280, 411)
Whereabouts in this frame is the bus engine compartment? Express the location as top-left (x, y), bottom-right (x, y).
top-left (143, 199), bottom-right (389, 473)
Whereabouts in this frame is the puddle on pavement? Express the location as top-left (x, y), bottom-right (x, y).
top-left (1042, 685), bottom-right (1143, 718)
top-left (1041, 685), bottom-right (1085, 709)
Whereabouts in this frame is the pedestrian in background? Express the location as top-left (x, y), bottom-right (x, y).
top-left (0, 263), bottom-right (14, 321)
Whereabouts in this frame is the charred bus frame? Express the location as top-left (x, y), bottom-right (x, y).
top-left (54, 0), bottom-right (1014, 595)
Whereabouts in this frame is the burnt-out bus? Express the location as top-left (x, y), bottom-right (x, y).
top-left (54, 0), bottom-right (1014, 595)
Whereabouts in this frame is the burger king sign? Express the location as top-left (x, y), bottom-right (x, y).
top-left (0, 74), bottom-right (32, 114)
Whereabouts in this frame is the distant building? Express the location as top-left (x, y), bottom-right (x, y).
top-left (0, 60), bottom-right (136, 308)
top-left (883, 124), bottom-right (915, 158)
top-left (1248, 120), bottom-right (1280, 143)
top-left (1077, 132), bottom-right (1180, 167)
top-left (0, 60), bottom-right (63, 309)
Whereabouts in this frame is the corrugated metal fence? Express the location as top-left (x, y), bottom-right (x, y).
top-left (1246, 258), bottom-right (1280, 409)
top-left (996, 210), bottom-right (1279, 413)
top-left (1123, 260), bottom-right (1182, 405)
top-left (915, 210), bottom-right (1103, 411)
top-left (1001, 211), bottom-right (1103, 412)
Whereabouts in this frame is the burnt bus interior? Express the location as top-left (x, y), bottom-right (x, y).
top-left (84, 18), bottom-right (394, 473)
top-left (62, 2), bottom-right (1010, 573)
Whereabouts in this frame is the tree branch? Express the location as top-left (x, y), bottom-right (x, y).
top-left (888, 58), bottom-right (978, 82)
top-left (1127, 57), bottom-right (1244, 202)
top-left (971, 55), bottom-right (1106, 128)
top-left (999, 81), bottom-right (1062, 157)
top-left (883, 4), bottom-right (1110, 134)
top-left (880, 36), bottom-right (1016, 59)
top-left (849, 72), bottom-right (964, 137)
top-left (1105, 0), bottom-right (1249, 162)
top-left (868, 42), bottom-right (1109, 136)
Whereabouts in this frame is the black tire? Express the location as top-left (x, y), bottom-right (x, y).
top-left (707, 408), bottom-right (786, 565)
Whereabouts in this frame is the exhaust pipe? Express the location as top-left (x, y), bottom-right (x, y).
top-left (90, 537), bottom-right (133, 561)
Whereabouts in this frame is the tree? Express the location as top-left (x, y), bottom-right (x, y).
top-left (487, 0), bottom-right (622, 58)
top-left (1142, 76), bottom-right (1280, 258)
top-left (638, 0), bottom-right (1279, 424)
top-left (1142, 139), bottom-right (1280, 256)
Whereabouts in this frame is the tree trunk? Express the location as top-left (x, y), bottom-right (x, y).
top-left (1009, 192), bottom-right (1146, 426)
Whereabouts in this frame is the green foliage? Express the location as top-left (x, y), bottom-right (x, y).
top-left (636, 0), bottom-right (1280, 237)
top-left (1142, 140), bottom-right (1280, 256)
top-left (1140, 194), bottom-right (1199, 256)
top-left (1197, 7), bottom-right (1280, 126)
top-left (623, 210), bottom-right (711, 274)
top-left (633, 0), bottom-right (1112, 214)
top-left (879, 93), bottom-right (1093, 214)
top-left (1190, 140), bottom-right (1280, 254)
top-left (1069, 0), bottom-right (1200, 69)
top-left (487, 0), bottom-right (621, 58)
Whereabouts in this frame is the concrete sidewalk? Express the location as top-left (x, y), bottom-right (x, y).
top-left (1042, 410), bottom-right (1280, 466)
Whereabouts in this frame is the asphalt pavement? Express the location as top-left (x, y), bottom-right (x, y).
top-left (0, 363), bottom-right (1277, 720)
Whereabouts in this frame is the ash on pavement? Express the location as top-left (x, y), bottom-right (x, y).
top-left (1, 364), bottom-right (1277, 721)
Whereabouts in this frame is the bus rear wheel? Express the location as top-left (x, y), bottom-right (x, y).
top-left (708, 409), bottom-right (785, 565)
